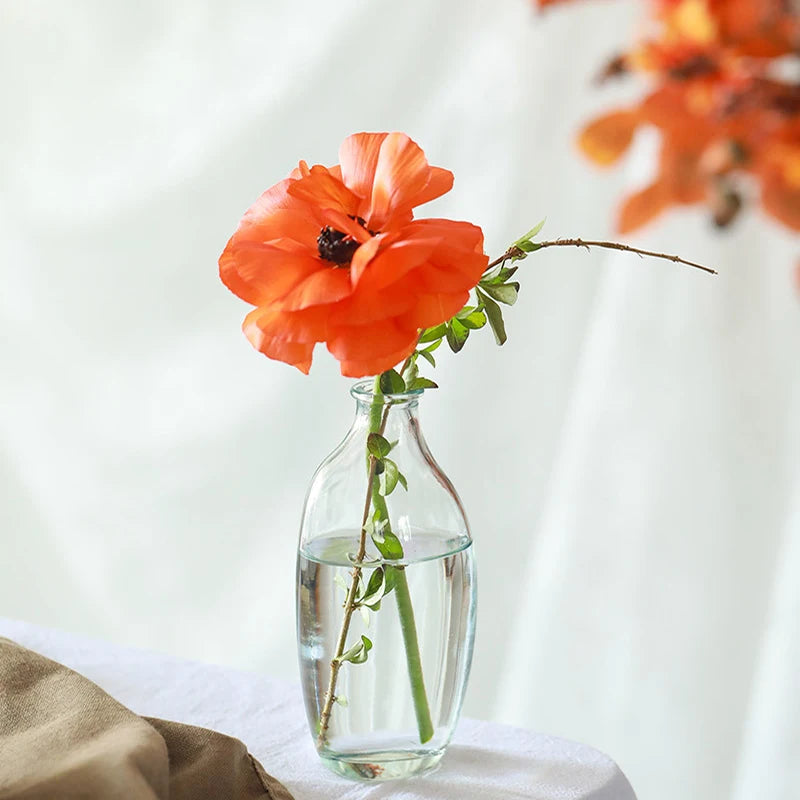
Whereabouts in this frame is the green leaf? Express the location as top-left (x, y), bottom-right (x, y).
top-left (455, 305), bottom-right (476, 319)
top-left (459, 310), bottom-right (487, 330)
top-left (336, 635), bottom-right (373, 665)
top-left (334, 695), bottom-right (349, 707)
top-left (397, 471), bottom-right (408, 491)
top-left (480, 282), bottom-right (519, 305)
top-left (513, 219), bottom-right (545, 246)
top-left (423, 338), bottom-right (442, 353)
top-left (359, 567), bottom-right (387, 608)
top-left (402, 357), bottom-right (419, 386)
top-left (418, 324), bottom-right (447, 343)
top-left (379, 369), bottom-right (405, 394)
top-left (384, 565), bottom-right (398, 592)
top-left (367, 433), bottom-right (392, 459)
top-left (378, 458), bottom-right (400, 496)
top-left (497, 265), bottom-right (519, 282)
top-left (517, 240), bottom-right (542, 253)
top-left (419, 349), bottom-right (436, 368)
top-left (371, 526), bottom-right (404, 560)
top-left (481, 265), bottom-right (519, 286)
top-left (477, 288), bottom-right (507, 345)
top-left (445, 319), bottom-right (470, 353)
top-left (407, 377), bottom-right (438, 390)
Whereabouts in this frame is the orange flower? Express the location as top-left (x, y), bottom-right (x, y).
top-left (220, 133), bottom-right (488, 377)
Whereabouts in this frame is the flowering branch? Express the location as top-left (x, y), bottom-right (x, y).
top-left (486, 238), bottom-right (717, 274)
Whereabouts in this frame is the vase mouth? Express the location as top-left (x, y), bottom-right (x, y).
top-left (350, 379), bottom-right (424, 404)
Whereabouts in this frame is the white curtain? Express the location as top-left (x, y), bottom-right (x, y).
top-left (2, 2), bottom-right (798, 798)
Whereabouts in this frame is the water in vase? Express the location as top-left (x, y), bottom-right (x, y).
top-left (297, 530), bottom-right (476, 780)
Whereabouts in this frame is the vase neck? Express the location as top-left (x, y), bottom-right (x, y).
top-left (350, 380), bottom-right (422, 437)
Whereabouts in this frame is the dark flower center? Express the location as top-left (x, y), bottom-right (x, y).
top-left (317, 216), bottom-right (375, 267)
top-left (317, 226), bottom-right (360, 266)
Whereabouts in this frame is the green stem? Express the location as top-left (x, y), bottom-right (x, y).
top-left (389, 565), bottom-right (434, 743)
top-left (368, 381), bottom-right (434, 744)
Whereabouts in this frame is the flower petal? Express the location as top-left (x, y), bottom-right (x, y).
top-left (227, 180), bottom-right (318, 245)
top-left (329, 284), bottom-right (415, 326)
top-left (578, 110), bottom-right (640, 166)
top-left (278, 266), bottom-right (354, 311)
top-left (411, 167), bottom-right (454, 208)
top-left (286, 166), bottom-right (361, 216)
top-left (367, 133), bottom-right (433, 229)
top-left (339, 132), bottom-right (388, 202)
top-left (617, 182), bottom-right (671, 233)
top-left (396, 291), bottom-right (470, 329)
top-left (243, 305), bottom-right (329, 343)
top-left (317, 207), bottom-right (372, 244)
top-left (354, 236), bottom-right (441, 292)
top-left (338, 339), bottom-right (421, 379)
top-left (349, 235), bottom-right (384, 286)
top-left (327, 319), bottom-right (418, 375)
top-left (220, 239), bottom-right (321, 306)
top-left (243, 308), bottom-right (315, 374)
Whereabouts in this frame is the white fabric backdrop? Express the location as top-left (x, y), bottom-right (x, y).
top-left (2, 2), bottom-right (798, 799)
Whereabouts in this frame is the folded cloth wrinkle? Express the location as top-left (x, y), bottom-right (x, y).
top-left (0, 638), bottom-right (293, 800)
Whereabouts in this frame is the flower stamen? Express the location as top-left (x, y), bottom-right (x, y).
top-left (317, 227), bottom-right (360, 266)
top-left (317, 216), bottom-right (377, 267)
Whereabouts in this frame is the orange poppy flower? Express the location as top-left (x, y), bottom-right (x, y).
top-left (219, 133), bottom-right (488, 377)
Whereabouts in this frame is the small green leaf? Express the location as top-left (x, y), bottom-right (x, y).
top-left (384, 566), bottom-right (398, 592)
top-left (455, 305), bottom-right (476, 319)
top-left (445, 319), bottom-right (470, 353)
top-left (477, 288), bottom-right (507, 346)
top-left (517, 240), bottom-right (542, 253)
top-left (397, 471), bottom-right (408, 491)
top-left (334, 573), bottom-right (349, 593)
top-left (334, 695), bottom-right (349, 707)
top-left (336, 635), bottom-right (373, 664)
top-left (418, 324), bottom-right (447, 343)
top-left (378, 458), bottom-right (400, 495)
top-left (374, 458), bottom-right (385, 475)
top-left (459, 310), bottom-right (487, 330)
top-left (371, 526), bottom-right (404, 560)
top-left (379, 369), bottom-right (405, 394)
top-left (402, 357), bottom-right (419, 386)
top-left (513, 219), bottom-right (545, 246)
top-left (359, 567), bottom-right (387, 608)
top-left (423, 338), bottom-right (442, 353)
top-left (496, 265), bottom-right (519, 282)
top-left (480, 282), bottom-right (519, 305)
top-left (419, 349), bottom-right (436, 368)
top-left (367, 433), bottom-right (392, 459)
top-left (407, 377), bottom-right (438, 390)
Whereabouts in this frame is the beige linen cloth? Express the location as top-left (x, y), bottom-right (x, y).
top-left (0, 638), bottom-right (294, 800)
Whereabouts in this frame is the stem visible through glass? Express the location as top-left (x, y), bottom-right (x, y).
top-left (316, 372), bottom-right (433, 747)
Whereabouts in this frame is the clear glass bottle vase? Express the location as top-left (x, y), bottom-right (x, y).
top-left (296, 380), bottom-right (477, 781)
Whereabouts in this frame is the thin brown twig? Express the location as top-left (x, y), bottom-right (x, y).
top-left (317, 350), bottom-right (417, 746)
top-left (485, 239), bottom-right (717, 275)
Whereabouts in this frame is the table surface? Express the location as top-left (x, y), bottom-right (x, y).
top-left (1, 619), bottom-right (636, 800)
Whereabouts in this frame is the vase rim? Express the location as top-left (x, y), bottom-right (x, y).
top-left (350, 379), bottom-right (424, 404)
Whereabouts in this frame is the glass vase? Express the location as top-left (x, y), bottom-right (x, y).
top-left (296, 380), bottom-right (477, 781)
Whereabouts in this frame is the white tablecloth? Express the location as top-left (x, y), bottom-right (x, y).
top-left (0, 619), bottom-right (636, 799)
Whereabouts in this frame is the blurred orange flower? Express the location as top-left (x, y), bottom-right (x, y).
top-left (220, 133), bottom-right (488, 377)
top-left (539, 0), bottom-right (800, 238)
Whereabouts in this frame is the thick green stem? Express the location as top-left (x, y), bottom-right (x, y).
top-left (389, 565), bottom-right (434, 743)
top-left (368, 382), bottom-right (434, 744)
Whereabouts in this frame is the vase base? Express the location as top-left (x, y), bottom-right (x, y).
top-left (319, 748), bottom-right (444, 781)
